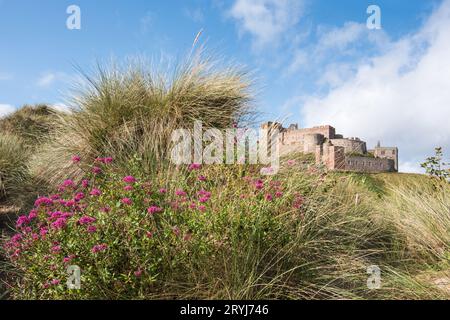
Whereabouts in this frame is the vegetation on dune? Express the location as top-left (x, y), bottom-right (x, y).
top-left (0, 134), bottom-right (29, 203)
top-left (0, 105), bottom-right (60, 145)
top-left (0, 105), bottom-right (61, 207)
top-left (1, 53), bottom-right (449, 300)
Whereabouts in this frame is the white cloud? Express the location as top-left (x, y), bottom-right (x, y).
top-left (36, 72), bottom-right (71, 88)
top-left (51, 103), bottom-right (72, 113)
top-left (37, 73), bottom-right (57, 87)
top-left (299, 0), bottom-right (450, 173)
top-left (0, 104), bottom-right (16, 118)
top-left (287, 22), bottom-right (389, 75)
top-left (0, 72), bottom-right (12, 81)
top-left (185, 7), bottom-right (204, 23)
top-left (229, 0), bottom-right (304, 48)
top-left (140, 11), bottom-right (154, 35)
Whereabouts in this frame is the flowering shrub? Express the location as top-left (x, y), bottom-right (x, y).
top-left (3, 156), bottom-right (307, 299)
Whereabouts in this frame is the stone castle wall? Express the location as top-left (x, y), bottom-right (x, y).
top-left (344, 156), bottom-right (396, 173)
top-left (330, 138), bottom-right (367, 154)
top-left (316, 146), bottom-right (395, 173)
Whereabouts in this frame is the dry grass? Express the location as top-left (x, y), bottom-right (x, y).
top-left (31, 52), bottom-right (255, 185)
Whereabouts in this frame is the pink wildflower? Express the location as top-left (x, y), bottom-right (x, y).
top-left (87, 225), bottom-right (97, 233)
top-left (123, 176), bottom-right (137, 184)
top-left (51, 217), bottom-right (67, 230)
top-left (51, 245), bottom-right (61, 254)
top-left (40, 227), bottom-right (48, 238)
top-left (147, 206), bottom-right (163, 215)
top-left (81, 179), bottom-right (90, 188)
top-left (16, 215), bottom-right (30, 228)
top-left (134, 269), bottom-right (142, 277)
top-left (199, 196), bottom-right (209, 203)
top-left (50, 194), bottom-right (60, 200)
top-left (92, 166), bottom-right (102, 174)
top-left (175, 189), bottom-right (187, 197)
top-left (124, 185), bottom-right (133, 191)
top-left (64, 200), bottom-right (76, 208)
top-left (78, 216), bottom-right (96, 225)
top-left (91, 244), bottom-right (107, 253)
top-left (101, 206), bottom-right (111, 213)
top-left (103, 157), bottom-right (113, 164)
top-left (121, 198), bottom-right (132, 206)
top-left (90, 188), bottom-right (101, 196)
top-left (34, 197), bottom-right (53, 207)
top-left (63, 255), bottom-right (75, 264)
top-left (254, 180), bottom-right (264, 190)
top-left (188, 163), bottom-right (202, 171)
top-left (74, 192), bottom-right (85, 202)
top-left (62, 179), bottom-right (75, 188)
top-left (72, 155), bottom-right (81, 163)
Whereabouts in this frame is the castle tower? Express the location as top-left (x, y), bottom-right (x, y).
top-left (374, 143), bottom-right (398, 172)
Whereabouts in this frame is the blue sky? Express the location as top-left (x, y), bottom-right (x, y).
top-left (1, 0), bottom-right (449, 172)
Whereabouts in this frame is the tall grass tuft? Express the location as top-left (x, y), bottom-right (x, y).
top-left (0, 134), bottom-right (29, 202)
top-left (32, 53), bottom-right (255, 185)
top-left (0, 105), bottom-right (59, 145)
top-left (382, 179), bottom-right (450, 263)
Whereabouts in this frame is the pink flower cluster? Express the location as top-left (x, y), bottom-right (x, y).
top-left (78, 216), bottom-right (96, 225)
top-left (121, 198), bottom-right (133, 206)
top-left (95, 157), bottom-right (113, 164)
top-left (188, 163), bottom-right (202, 171)
top-left (90, 188), bottom-right (102, 196)
top-left (197, 189), bottom-right (211, 203)
top-left (123, 176), bottom-right (137, 184)
top-left (91, 244), bottom-right (107, 253)
top-left (147, 206), bottom-right (163, 215)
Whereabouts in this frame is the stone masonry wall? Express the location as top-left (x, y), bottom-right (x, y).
top-left (329, 138), bottom-right (367, 154)
top-left (344, 156), bottom-right (395, 173)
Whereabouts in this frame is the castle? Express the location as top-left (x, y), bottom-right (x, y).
top-left (262, 122), bottom-right (398, 173)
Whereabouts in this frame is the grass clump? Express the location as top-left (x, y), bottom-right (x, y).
top-left (0, 105), bottom-right (60, 206)
top-left (0, 105), bottom-right (59, 145)
top-left (32, 53), bottom-right (254, 186)
top-left (0, 133), bottom-right (29, 203)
